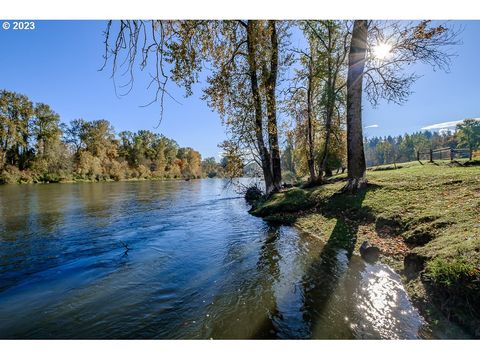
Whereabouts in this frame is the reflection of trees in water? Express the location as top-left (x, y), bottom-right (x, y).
top-left (0, 190), bottom-right (37, 291)
top-left (132, 180), bottom-right (185, 206)
top-left (78, 182), bottom-right (121, 222)
top-left (37, 193), bottom-right (68, 234)
top-left (300, 189), bottom-right (370, 339)
top-left (251, 226), bottom-right (282, 339)
top-left (1, 185), bottom-right (68, 237)
top-left (300, 224), bottom-right (360, 339)
top-left (0, 188), bottom-right (36, 239)
top-left (203, 215), bottom-right (369, 339)
top-left (76, 181), bottom-right (182, 245)
top-left (0, 185), bottom-right (68, 291)
top-left (202, 225), bottom-right (282, 339)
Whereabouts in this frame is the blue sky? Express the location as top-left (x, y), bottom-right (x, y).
top-left (363, 21), bottom-right (480, 138)
top-left (0, 20), bottom-right (479, 158)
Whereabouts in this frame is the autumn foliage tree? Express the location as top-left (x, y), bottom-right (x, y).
top-left (102, 20), bottom-right (292, 194)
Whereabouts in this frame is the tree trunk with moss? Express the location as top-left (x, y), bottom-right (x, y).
top-left (318, 78), bottom-right (335, 182)
top-left (265, 20), bottom-right (282, 192)
top-left (247, 21), bottom-right (275, 194)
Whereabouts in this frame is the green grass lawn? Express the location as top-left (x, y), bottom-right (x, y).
top-left (250, 160), bottom-right (480, 337)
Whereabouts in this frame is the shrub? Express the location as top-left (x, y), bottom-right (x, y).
top-left (137, 164), bottom-right (151, 179)
top-left (109, 160), bottom-right (129, 181)
top-left (0, 165), bottom-right (36, 184)
top-left (77, 151), bottom-right (103, 180)
top-left (0, 165), bottom-right (21, 184)
top-left (244, 185), bottom-right (264, 205)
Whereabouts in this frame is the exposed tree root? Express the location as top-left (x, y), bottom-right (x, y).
top-left (341, 177), bottom-right (368, 193)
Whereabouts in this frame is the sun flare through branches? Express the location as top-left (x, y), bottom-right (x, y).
top-left (373, 42), bottom-right (392, 60)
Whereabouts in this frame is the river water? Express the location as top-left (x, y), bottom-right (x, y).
top-left (0, 179), bottom-right (427, 339)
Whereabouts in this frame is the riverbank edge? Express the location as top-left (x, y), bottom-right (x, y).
top-left (248, 173), bottom-right (479, 339)
top-left (292, 218), bottom-right (468, 339)
top-left (0, 175), bottom-right (221, 185)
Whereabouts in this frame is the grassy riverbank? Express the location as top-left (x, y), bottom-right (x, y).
top-left (250, 160), bottom-right (480, 338)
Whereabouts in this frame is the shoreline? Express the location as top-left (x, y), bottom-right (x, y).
top-left (249, 161), bottom-right (480, 338)
top-left (0, 176), bottom-right (225, 186)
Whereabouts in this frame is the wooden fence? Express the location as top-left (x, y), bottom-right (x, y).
top-left (417, 147), bottom-right (475, 163)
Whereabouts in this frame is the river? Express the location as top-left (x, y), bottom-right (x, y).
top-left (0, 179), bottom-right (427, 339)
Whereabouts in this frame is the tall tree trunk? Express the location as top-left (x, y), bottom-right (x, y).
top-left (306, 66), bottom-right (316, 183)
top-left (265, 20), bottom-right (282, 192)
top-left (344, 20), bottom-right (368, 192)
top-left (317, 24), bottom-right (339, 183)
top-left (318, 77), bottom-right (335, 182)
top-left (247, 20), bottom-right (274, 194)
top-left (2, 135), bottom-right (9, 168)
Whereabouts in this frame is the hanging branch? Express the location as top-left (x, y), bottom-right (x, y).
top-left (100, 20), bottom-right (176, 125)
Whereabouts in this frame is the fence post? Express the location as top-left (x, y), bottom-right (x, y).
top-left (417, 150), bottom-right (423, 165)
top-left (429, 148), bottom-right (433, 162)
top-left (450, 148), bottom-right (454, 161)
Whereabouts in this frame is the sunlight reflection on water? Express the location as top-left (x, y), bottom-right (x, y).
top-left (350, 263), bottom-right (424, 339)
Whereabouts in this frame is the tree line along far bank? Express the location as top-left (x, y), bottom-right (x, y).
top-left (2, 89), bottom-right (479, 185)
top-left (0, 90), bottom-right (229, 184)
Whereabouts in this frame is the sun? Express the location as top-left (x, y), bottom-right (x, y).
top-left (373, 42), bottom-right (392, 60)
